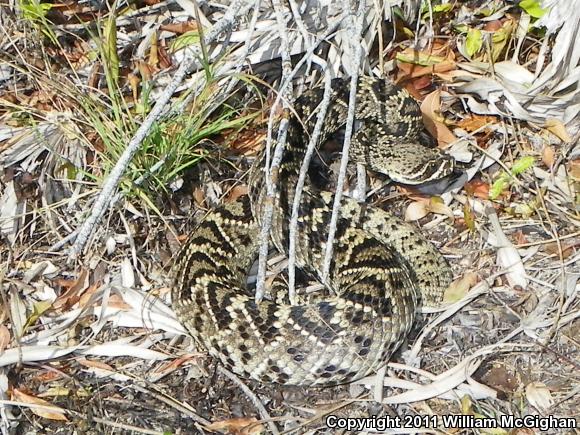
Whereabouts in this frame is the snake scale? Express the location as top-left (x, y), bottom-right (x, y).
top-left (172, 77), bottom-right (454, 387)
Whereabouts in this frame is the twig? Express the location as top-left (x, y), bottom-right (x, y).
top-left (252, 12), bottom-right (344, 302)
top-left (254, 0), bottom-right (294, 303)
top-left (68, 0), bottom-right (256, 260)
top-left (217, 366), bottom-right (280, 435)
top-left (287, 72), bottom-right (334, 303)
top-left (321, 0), bottom-right (366, 281)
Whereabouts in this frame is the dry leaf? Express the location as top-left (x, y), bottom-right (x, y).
top-left (206, 417), bottom-right (265, 435)
top-left (525, 382), bottom-right (554, 412)
top-left (568, 159), bottom-right (580, 181)
top-left (545, 118), bottom-right (571, 142)
top-left (465, 179), bottom-right (490, 199)
top-left (444, 272), bottom-right (478, 303)
top-left (193, 187), bottom-right (205, 206)
top-left (38, 387), bottom-right (71, 398)
top-left (120, 257), bottom-right (135, 288)
top-left (128, 73), bottom-right (140, 103)
top-left (107, 294), bottom-right (132, 310)
top-left (12, 389), bottom-right (68, 421)
top-left (396, 48), bottom-right (457, 80)
top-left (153, 355), bottom-right (196, 375)
top-left (160, 21), bottom-right (198, 34)
top-left (78, 283), bottom-right (99, 309)
top-left (78, 358), bottom-right (115, 371)
top-left (53, 269), bottom-right (89, 310)
top-left (480, 364), bottom-right (519, 394)
top-left (421, 90), bottom-right (457, 147)
top-left (228, 129), bottom-right (266, 155)
top-left (227, 185), bottom-right (249, 202)
top-left (0, 325), bottom-right (10, 353)
top-left (487, 208), bottom-right (528, 289)
top-left (484, 20), bottom-right (503, 32)
top-left (405, 197), bottom-right (453, 221)
top-left (148, 31), bottom-right (159, 67)
top-left (405, 200), bottom-right (429, 221)
top-left (456, 115), bottom-right (497, 132)
top-left (541, 145), bottom-right (555, 168)
top-left (428, 196), bottom-right (454, 218)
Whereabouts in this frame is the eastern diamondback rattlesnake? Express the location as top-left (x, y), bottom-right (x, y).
top-left (172, 76), bottom-right (454, 387)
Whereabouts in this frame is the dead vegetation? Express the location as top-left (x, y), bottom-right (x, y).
top-left (0, 0), bottom-right (578, 434)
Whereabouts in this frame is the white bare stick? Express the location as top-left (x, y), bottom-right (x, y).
top-left (321, 0), bottom-right (366, 281)
top-left (252, 16), bottom-right (344, 303)
top-left (254, 0), bottom-right (294, 303)
top-left (353, 163), bottom-right (367, 201)
top-left (68, 0), bottom-right (256, 260)
top-left (287, 72), bottom-right (334, 304)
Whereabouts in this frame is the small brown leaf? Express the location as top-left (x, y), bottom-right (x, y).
top-left (541, 145), bottom-right (555, 168)
top-left (53, 269), bottom-right (90, 310)
top-left (78, 358), bottom-right (115, 371)
top-left (12, 389), bottom-right (68, 421)
top-left (465, 179), bottom-right (489, 199)
top-left (0, 325), bottom-right (10, 353)
top-left (227, 185), bottom-right (249, 202)
top-left (193, 188), bottom-right (205, 206)
top-left (128, 73), bottom-right (141, 103)
top-left (206, 417), bottom-right (265, 434)
top-left (420, 90), bottom-right (457, 147)
top-left (160, 21), bottom-right (198, 34)
top-left (545, 118), bottom-right (571, 142)
top-left (455, 115), bottom-right (496, 132)
top-left (444, 272), bottom-right (478, 303)
top-left (480, 364), bottom-right (519, 394)
top-left (484, 20), bottom-right (503, 32)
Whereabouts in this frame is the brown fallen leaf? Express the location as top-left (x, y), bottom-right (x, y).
top-left (444, 272), bottom-right (478, 303)
top-left (465, 179), bottom-right (490, 199)
top-left (0, 325), bottom-right (10, 354)
top-left (455, 114), bottom-right (497, 132)
top-left (12, 389), bottom-right (68, 421)
top-left (193, 187), bottom-right (206, 206)
top-left (404, 196), bottom-right (454, 221)
top-left (227, 185), bottom-right (249, 202)
top-left (541, 145), bottom-right (555, 168)
top-left (160, 21), bottom-right (198, 35)
top-left (480, 364), bottom-right (519, 395)
top-left (53, 269), bottom-right (90, 311)
top-left (227, 129), bottom-right (266, 155)
top-left (420, 90), bottom-right (457, 147)
top-left (396, 48), bottom-right (457, 81)
top-left (78, 358), bottom-right (115, 371)
top-left (206, 417), bottom-right (265, 434)
top-left (153, 354), bottom-right (197, 375)
top-left (107, 293), bottom-right (132, 310)
top-left (545, 118), bottom-right (571, 142)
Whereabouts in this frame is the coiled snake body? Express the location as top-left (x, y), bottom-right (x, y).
top-left (172, 77), bottom-right (454, 387)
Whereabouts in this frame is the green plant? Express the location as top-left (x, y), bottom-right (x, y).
top-left (79, 74), bottom-right (257, 213)
top-left (489, 156), bottom-right (536, 200)
top-left (19, 0), bottom-right (58, 45)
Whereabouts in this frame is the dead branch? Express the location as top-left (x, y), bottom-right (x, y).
top-left (68, 0), bottom-right (257, 260)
